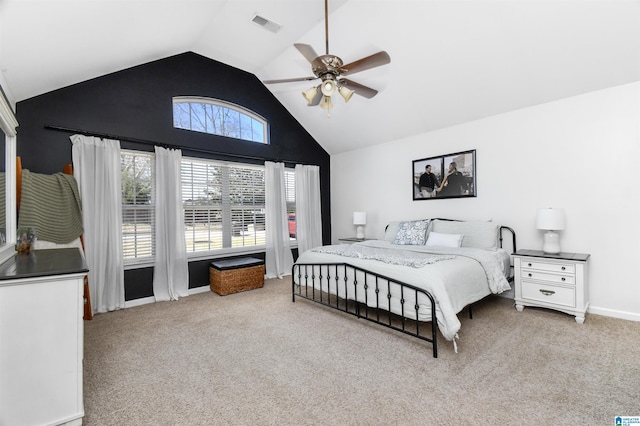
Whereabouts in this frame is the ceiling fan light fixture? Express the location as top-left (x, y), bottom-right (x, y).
top-left (338, 85), bottom-right (355, 103)
top-left (302, 86), bottom-right (319, 104)
top-left (320, 95), bottom-right (333, 111)
top-left (263, 0), bottom-right (390, 116)
top-left (321, 79), bottom-right (336, 97)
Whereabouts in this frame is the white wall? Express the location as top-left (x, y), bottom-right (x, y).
top-left (331, 82), bottom-right (640, 321)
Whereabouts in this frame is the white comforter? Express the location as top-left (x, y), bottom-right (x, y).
top-left (295, 240), bottom-right (511, 342)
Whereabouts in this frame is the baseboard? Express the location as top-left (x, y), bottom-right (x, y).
top-left (589, 306), bottom-right (640, 322)
top-left (123, 287), bottom-right (638, 323)
top-left (124, 296), bottom-right (155, 309)
top-left (189, 285), bottom-right (210, 295)
top-left (123, 285), bottom-right (210, 309)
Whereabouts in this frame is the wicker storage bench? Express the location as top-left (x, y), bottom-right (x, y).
top-left (209, 257), bottom-right (265, 296)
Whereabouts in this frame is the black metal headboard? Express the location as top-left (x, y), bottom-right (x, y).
top-left (384, 218), bottom-right (517, 254)
top-left (499, 226), bottom-right (517, 254)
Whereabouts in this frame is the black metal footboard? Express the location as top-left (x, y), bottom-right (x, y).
top-left (292, 263), bottom-right (439, 358)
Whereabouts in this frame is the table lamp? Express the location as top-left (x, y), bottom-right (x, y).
top-left (353, 212), bottom-right (367, 239)
top-left (536, 208), bottom-right (565, 254)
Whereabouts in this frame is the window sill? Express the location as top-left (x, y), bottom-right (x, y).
top-left (123, 242), bottom-right (297, 270)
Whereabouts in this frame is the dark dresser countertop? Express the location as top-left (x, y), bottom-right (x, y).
top-left (514, 249), bottom-right (590, 262)
top-left (0, 248), bottom-right (89, 281)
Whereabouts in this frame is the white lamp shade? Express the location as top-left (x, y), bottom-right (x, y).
top-left (320, 95), bottom-right (333, 110)
top-left (302, 86), bottom-right (319, 104)
top-left (353, 212), bottom-right (366, 225)
top-left (338, 85), bottom-right (355, 102)
top-left (536, 208), bottom-right (565, 231)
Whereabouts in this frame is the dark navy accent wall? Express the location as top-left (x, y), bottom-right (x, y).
top-left (15, 52), bottom-right (329, 301)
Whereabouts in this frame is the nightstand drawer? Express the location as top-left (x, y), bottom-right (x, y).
top-left (521, 281), bottom-right (576, 308)
top-left (521, 260), bottom-right (575, 274)
top-left (520, 270), bottom-right (575, 285)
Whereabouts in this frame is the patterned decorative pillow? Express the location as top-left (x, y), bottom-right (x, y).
top-left (393, 220), bottom-right (429, 245)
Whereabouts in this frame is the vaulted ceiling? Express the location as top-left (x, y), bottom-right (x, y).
top-left (1, 0), bottom-right (638, 155)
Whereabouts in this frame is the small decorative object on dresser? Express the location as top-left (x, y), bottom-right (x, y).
top-left (15, 226), bottom-right (36, 254)
top-left (513, 249), bottom-right (590, 323)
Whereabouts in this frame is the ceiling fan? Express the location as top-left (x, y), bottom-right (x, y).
top-left (263, 0), bottom-right (390, 115)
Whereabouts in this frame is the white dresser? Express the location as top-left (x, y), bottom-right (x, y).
top-left (513, 249), bottom-right (590, 324)
top-left (0, 248), bottom-right (88, 426)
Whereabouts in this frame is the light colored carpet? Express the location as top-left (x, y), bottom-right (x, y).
top-left (84, 277), bottom-right (640, 425)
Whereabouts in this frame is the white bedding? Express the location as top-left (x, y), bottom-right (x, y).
top-left (295, 239), bottom-right (511, 342)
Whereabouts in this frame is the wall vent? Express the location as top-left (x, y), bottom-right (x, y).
top-left (251, 14), bottom-right (282, 33)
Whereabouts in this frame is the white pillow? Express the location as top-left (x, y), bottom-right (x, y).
top-left (425, 231), bottom-right (463, 248)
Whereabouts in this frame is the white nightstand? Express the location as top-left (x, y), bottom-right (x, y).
top-left (338, 237), bottom-right (369, 245)
top-left (513, 249), bottom-right (590, 324)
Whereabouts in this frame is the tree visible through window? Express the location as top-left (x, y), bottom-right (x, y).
top-left (122, 151), bottom-right (296, 264)
top-left (173, 97), bottom-right (268, 144)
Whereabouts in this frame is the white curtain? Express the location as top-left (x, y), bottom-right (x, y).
top-left (295, 164), bottom-right (323, 254)
top-left (153, 146), bottom-right (189, 301)
top-left (265, 161), bottom-right (293, 278)
top-left (71, 134), bottom-right (125, 313)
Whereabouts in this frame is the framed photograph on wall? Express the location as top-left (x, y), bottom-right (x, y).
top-left (412, 149), bottom-right (476, 200)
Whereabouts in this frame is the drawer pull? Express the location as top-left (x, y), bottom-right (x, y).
top-left (539, 289), bottom-right (556, 296)
top-left (528, 263), bottom-right (532, 267)
top-left (561, 266), bottom-right (566, 271)
top-left (561, 277), bottom-right (566, 282)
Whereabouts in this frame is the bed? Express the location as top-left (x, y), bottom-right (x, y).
top-left (291, 218), bottom-right (516, 357)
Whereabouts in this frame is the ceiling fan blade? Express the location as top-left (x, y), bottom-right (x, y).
top-left (340, 51), bottom-right (391, 76)
top-left (338, 78), bottom-right (379, 99)
top-left (294, 43), bottom-right (319, 63)
top-left (263, 76), bottom-right (318, 84)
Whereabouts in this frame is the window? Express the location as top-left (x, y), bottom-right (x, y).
top-left (181, 158), bottom-right (297, 254)
top-left (285, 171), bottom-right (296, 238)
top-left (121, 151), bottom-right (155, 262)
top-left (122, 150), bottom-right (296, 264)
top-left (181, 159), bottom-right (267, 252)
top-left (173, 97), bottom-right (268, 144)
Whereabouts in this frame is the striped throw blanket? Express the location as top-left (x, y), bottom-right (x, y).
top-left (18, 169), bottom-right (83, 244)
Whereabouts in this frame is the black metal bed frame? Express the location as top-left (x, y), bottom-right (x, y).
top-left (291, 224), bottom-right (516, 358)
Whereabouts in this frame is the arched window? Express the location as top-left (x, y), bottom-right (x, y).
top-left (173, 97), bottom-right (268, 144)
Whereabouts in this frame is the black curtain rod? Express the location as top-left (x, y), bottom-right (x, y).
top-left (44, 124), bottom-right (297, 164)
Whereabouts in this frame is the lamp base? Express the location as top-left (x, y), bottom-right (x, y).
top-left (355, 225), bottom-right (365, 239)
top-left (542, 230), bottom-right (561, 254)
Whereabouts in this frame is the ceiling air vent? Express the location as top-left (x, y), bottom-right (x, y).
top-left (251, 14), bottom-right (282, 33)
